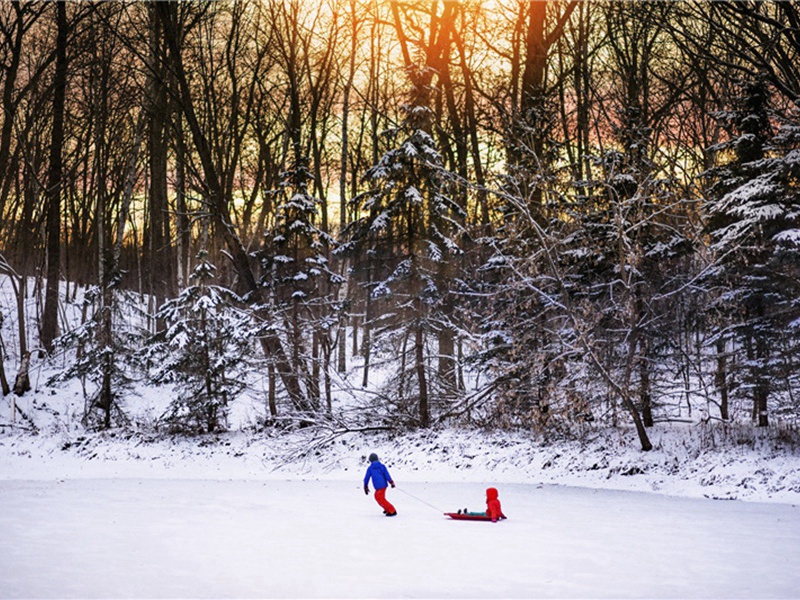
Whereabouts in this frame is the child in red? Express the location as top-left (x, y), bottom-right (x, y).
top-left (363, 453), bottom-right (397, 516)
top-left (458, 487), bottom-right (507, 521)
top-left (485, 487), bottom-right (506, 522)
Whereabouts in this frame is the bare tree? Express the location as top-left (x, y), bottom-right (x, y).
top-left (40, 1), bottom-right (68, 352)
top-left (154, 1), bottom-right (308, 412)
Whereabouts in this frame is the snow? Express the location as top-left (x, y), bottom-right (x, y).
top-left (401, 140), bottom-right (420, 159)
top-left (785, 149), bottom-right (800, 165)
top-left (404, 186), bottom-right (423, 203)
top-left (720, 175), bottom-right (780, 217)
top-left (0, 467), bottom-right (798, 598)
top-left (0, 427), bottom-right (799, 598)
top-left (370, 210), bottom-right (391, 232)
top-left (774, 228), bottom-right (800, 245)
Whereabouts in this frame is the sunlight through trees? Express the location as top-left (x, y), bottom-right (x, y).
top-left (1, 1), bottom-right (798, 446)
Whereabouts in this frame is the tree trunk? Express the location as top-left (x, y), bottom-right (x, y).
top-left (41, 1), bottom-right (68, 352)
top-left (98, 157), bottom-right (114, 426)
top-left (398, 330), bottom-right (409, 405)
top-left (361, 269), bottom-right (372, 388)
top-left (337, 275), bottom-right (348, 373)
top-left (438, 327), bottom-right (456, 393)
top-left (715, 336), bottom-right (729, 421)
top-left (453, 24), bottom-right (488, 227)
top-left (640, 349), bottom-right (653, 428)
top-left (0, 4), bottom-right (27, 213)
top-left (322, 333), bottom-right (332, 415)
top-left (310, 328), bottom-right (321, 408)
top-left (13, 352), bottom-right (31, 397)
top-left (337, 3), bottom-right (357, 375)
top-left (174, 116), bottom-right (190, 288)
top-left (15, 276), bottom-right (27, 358)
top-left (415, 313), bottom-right (429, 428)
top-left (148, 3), bottom-right (170, 327)
top-left (754, 335), bottom-right (769, 427)
top-left (626, 393), bottom-right (653, 451)
top-left (267, 361), bottom-right (276, 420)
top-left (520, 1), bottom-right (547, 120)
top-left (0, 322), bottom-right (10, 395)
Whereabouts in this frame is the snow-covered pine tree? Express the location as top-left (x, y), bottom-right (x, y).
top-left (50, 282), bottom-right (140, 430)
top-left (342, 70), bottom-right (464, 427)
top-left (143, 253), bottom-right (253, 433)
top-left (552, 8), bottom-right (700, 442)
top-left (705, 77), bottom-right (800, 426)
top-left (259, 157), bottom-right (340, 415)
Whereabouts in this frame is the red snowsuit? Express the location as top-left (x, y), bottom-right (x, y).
top-left (374, 487), bottom-right (395, 514)
top-left (485, 487), bottom-right (506, 522)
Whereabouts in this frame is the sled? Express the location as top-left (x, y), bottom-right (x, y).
top-left (444, 512), bottom-right (506, 522)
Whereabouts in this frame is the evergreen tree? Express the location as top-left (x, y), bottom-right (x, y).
top-left (478, 91), bottom-right (693, 449)
top-left (51, 282), bottom-right (140, 430)
top-left (705, 77), bottom-right (800, 426)
top-left (342, 76), bottom-right (464, 427)
top-left (143, 253), bottom-right (253, 433)
top-left (259, 157), bottom-right (340, 414)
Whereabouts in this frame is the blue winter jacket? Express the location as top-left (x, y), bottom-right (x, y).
top-left (363, 460), bottom-right (393, 491)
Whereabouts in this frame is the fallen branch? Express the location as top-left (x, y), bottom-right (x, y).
top-left (269, 421), bottom-right (395, 471)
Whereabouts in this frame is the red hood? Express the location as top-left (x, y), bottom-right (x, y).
top-left (486, 487), bottom-right (499, 501)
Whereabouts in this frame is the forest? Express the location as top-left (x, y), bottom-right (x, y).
top-left (0, 0), bottom-right (798, 452)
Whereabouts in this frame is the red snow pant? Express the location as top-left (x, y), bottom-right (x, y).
top-left (374, 487), bottom-right (396, 514)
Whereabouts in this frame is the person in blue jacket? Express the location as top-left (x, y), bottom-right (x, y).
top-left (363, 453), bottom-right (397, 516)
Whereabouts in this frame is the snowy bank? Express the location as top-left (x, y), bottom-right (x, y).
top-left (1, 425), bottom-right (799, 505)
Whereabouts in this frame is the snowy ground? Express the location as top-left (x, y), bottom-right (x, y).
top-left (3, 269), bottom-right (800, 597)
top-left (1, 477), bottom-right (799, 599)
top-left (1, 428), bottom-right (800, 599)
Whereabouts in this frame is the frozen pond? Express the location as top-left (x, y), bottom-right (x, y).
top-left (1, 478), bottom-right (798, 598)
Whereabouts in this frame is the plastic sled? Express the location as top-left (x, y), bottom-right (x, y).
top-left (444, 512), bottom-right (506, 522)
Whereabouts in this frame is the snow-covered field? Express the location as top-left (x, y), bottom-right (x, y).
top-left (1, 427), bottom-right (800, 599)
top-left (1, 475), bottom-right (798, 598)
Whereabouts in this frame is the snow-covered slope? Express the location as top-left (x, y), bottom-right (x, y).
top-left (2, 423), bottom-right (799, 505)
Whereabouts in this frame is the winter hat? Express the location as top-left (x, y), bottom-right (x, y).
top-left (368, 453), bottom-right (379, 463)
